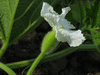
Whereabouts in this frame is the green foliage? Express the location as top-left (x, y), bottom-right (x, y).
top-left (84, 0), bottom-right (100, 27)
top-left (0, 0), bottom-right (19, 43)
top-left (89, 26), bottom-right (100, 52)
top-left (61, 0), bottom-right (75, 7)
top-left (77, 0), bottom-right (85, 28)
top-left (83, 0), bottom-right (100, 52)
top-left (96, 6), bottom-right (100, 27)
top-left (0, 0), bottom-right (19, 58)
top-left (0, 14), bottom-right (5, 41)
top-left (69, 4), bottom-right (81, 23)
top-left (9, 0), bottom-right (43, 45)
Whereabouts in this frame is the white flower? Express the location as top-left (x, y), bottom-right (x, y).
top-left (41, 2), bottom-right (86, 47)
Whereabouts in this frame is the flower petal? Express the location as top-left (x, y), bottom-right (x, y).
top-left (41, 2), bottom-right (75, 29)
top-left (41, 2), bottom-right (58, 16)
top-left (60, 7), bottom-right (71, 18)
top-left (55, 28), bottom-right (85, 47)
top-left (41, 2), bottom-right (60, 27)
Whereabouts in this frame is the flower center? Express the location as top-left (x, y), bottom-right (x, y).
top-left (60, 25), bottom-right (64, 29)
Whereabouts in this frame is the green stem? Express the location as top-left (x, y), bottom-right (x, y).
top-left (22, 65), bottom-right (31, 75)
top-left (0, 62), bottom-right (16, 75)
top-left (26, 52), bottom-right (45, 75)
top-left (0, 43), bottom-right (8, 58)
top-left (5, 44), bottom-right (96, 69)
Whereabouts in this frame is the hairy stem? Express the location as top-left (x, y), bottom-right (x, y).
top-left (27, 52), bottom-right (45, 75)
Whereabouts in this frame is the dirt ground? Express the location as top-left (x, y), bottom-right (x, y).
top-left (0, 20), bottom-right (100, 75)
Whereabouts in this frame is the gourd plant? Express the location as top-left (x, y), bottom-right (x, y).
top-left (0, 0), bottom-right (100, 75)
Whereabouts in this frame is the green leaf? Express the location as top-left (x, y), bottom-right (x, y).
top-left (0, 0), bottom-right (19, 43)
top-left (9, 0), bottom-right (59, 45)
top-left (65, 4), bottom-right (81, 28)
top-left (61, 0), bottom-right (75, 7)
top-left (0, 14), bottom-right (5, 41)
top-left (69, 4), bottom-right (81, 23)
top-left (83, 0), bottom-right (100, 52)
top-left (84, 0), bottom-right (100, 27)
top-left (77, 0), bottom-right (85, 28)
top-left (89, 26), bottom-right (100, 52)
top-left (96, 6), bottom-right (100, 27)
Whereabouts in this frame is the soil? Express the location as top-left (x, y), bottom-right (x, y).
top-left (0, 20), bottom-right (100, 75)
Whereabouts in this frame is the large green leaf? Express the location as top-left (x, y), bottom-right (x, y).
top-left (9, 0), bottom-right (59, 45)
top-left (0, 0), bottom-right (20, 57)
top-left (65, 4), bottom-right (81, 28)
top-left (0, 0), bottom-right (19, 44)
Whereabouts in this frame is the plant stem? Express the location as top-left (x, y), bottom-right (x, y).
top-left (0, 62), bottom-right (16, 75)
top-left (26, 52), bottom-right (45, 75)
top-left (0, 43), bottom-right (8, 58)
top-left (5, 44), bottom-right (96, 70)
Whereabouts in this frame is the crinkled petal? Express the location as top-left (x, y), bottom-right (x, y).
top-left (41, 2), bottom-right (59, 27)
top-left (43, 14), bottom-right (61, 28)
top-left (41, 2), bottom-right (58, 16)
top-left (59, 7), bottom-right (75, 29)
top-left (41, 2), bottom-right (75, 29)
top-left (55, 28), bottom-right (85, 47)
top-left (60, 7), bottom-right (71, 18)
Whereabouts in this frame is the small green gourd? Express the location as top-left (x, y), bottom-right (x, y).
top-left (41, 28), bottom-right (59, 54)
